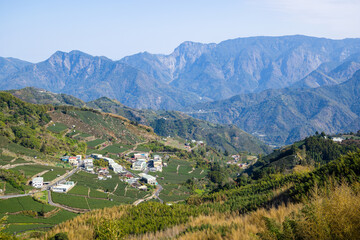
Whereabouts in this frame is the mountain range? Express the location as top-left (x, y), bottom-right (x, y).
top-left (1, 35), bottom-right (360, 110)
top-left (186, 70), bottom-right (360, 146)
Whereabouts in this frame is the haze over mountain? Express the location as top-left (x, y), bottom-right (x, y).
top-left (186, 70), bottom-right (360, 146)
top-left (1, 35), bottom-right (360, 110)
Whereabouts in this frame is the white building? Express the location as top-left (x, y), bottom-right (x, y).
top-left (91, 153), bottom-right (103, 159)
top-left (32, 177), bottom-right (44, 188)
top-left (332, 137), bottom-right (344, 143)
top-left (139, 173), bottom-right (157, 185)
top-left (84, 159), bottom-right (93, 168)
top-left (134, 153), bottom-right (149, 160)
top-left (69, 157), bottom-right (78, 166)
top-left (51, 181), bottom-right (75, 193)
top-left (76, 155), bottom-right (82, 161)
top-left (132, 160), bottom-right (147, 171)
top-left (110, 163), bottom-right (123, 173)
top-left (153, 155), bottom-right (161, 161)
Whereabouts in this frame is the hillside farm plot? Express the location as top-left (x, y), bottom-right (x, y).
top-left (147, 158), bottom-right (204, 202)
top-left (5, 209), bottom-right (77, 225)
top-left (103, 144), bottom-right (133, 154)
top-left (89, 189), bottom-right (108, 199)
top-left (47, 122), bottom-right (68, 133)
top-left (51, 192), bottom-right (89, 209)
top-left (86, 139), bottom-right (106, 148)
top-left (3, 182), bottom-right (23, 194)
top-left (3, 209), bottom-right (77, 234)
top-left (0, 196), bottom-right (55, 214)
top-left (41, 167), bottom-right (68, 182)
top-left (75, 133), bottom-right (93, 139)
top-left (67, 171), bottom-right (149, 206)
top-left (0, 154), bottom-right (15, 165)
top-left (3, 223), bottom-right (53, 234)
top-left (68, 185), bottom-right (89, 196)
top-left (12, 165), bottom-right (69, 181)
top-left (12, 165), bottom-right (51, 179)
top-left (1, 140), bottom-right (46, 159)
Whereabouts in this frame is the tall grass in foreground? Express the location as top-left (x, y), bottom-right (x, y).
top-left (128, 182), bottom-right (360, 240)
top-left (42, 205), bottom-right (130, 240)
top-left (41, 182), bottom-right (360, 240)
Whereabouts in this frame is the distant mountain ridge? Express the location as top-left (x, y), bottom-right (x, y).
top-left (186, 70), bottom-right (360, 146)
top-left (1, 35), bottom-right (360, 109)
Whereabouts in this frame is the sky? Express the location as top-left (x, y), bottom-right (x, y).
top-left (1, 0), bottom-right (359, 63)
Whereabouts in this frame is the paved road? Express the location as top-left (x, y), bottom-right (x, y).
top-left (154, 184), bottom-right (164, 204)
top-left (133, 183), bottom-right (164, 206)
top-left (42, 162), bottom-right (81, 191)
top-left (0, 193), bottom-right (32, 199)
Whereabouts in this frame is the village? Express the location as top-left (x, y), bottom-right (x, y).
top-left (31, 151), bottom-right (164, 194)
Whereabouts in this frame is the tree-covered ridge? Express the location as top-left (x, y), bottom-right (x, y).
top-left (0, 92), bottom-right (86, 156)
top-left (247, 133), bottom-right (360, 180)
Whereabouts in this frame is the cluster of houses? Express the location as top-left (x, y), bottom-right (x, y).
top-left (226, 154), bottom-right (254, 169)
top-left (61, 155), bottom-right (82, 166)
top-left (131, 153), bottom-right (163, 172)
top-left (184, 140), bottom-right (204, 150)
top-left (91, 154), bottom-right (125, 174)
top-left (121, 172), bottom-right (158, 191)
top-left (55, 151), bottom-right (161, 193)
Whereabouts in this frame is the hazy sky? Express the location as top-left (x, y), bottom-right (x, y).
top-left (1, 0), bottom-right (359, 62)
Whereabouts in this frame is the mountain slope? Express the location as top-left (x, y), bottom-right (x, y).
top-left (121, 35), bottom-right (360, 101)
top-left (8, 87), bottom-right (86, 108)
top-left (87, 97), bottom-right (271, 154)
top-left (0, 57), bottom-right (31, 80)
top-left (0, 51), bottom-right (202, 110)
top-left (187, 70), bottom-right (360, 146)
top-left (7, 88), bottom-right (271, 154)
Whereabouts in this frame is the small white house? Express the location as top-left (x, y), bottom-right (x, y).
top-left (139, 173), bottom-right (157, 185)
top-left (332, 137), bottom-right (344, 143)
top-left (132, 160), bottom-right (147, 171)
top-left (32, 177), bottom-right (44, 188)
top-left (110, 163), bottom-right (123, 173)
top-left (84, 158), bottom-right (93, 168)
top-left (134, 153), bottom-right (149, 160)
top-left (51, 181), bottom-right (75, 193)
top-left (91, 154), bottom-right (103, 159)
top-left (69, 157), bottom-right (78, 166)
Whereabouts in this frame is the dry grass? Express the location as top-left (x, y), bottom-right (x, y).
top-left (42, 205), bottom-right (130, 240)
top-left (40, 182), bottom-right (360, 240)
top-left (128, 183), bottom-right (360, 240)
top-left (126, 203), bottom-right (301, 240)
top-left (292, 182), bottom-right (360, 240)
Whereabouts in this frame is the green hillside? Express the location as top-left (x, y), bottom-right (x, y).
top-left (8, 88), bottom-right (271, 154)
top-left (87, 97), bottom-right (272, 154)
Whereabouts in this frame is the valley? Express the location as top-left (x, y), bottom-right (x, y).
top-left (0, 35), bottom-right (360, 240)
